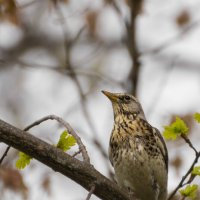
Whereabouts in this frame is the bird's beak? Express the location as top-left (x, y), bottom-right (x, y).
top-left (102, 90), bottom-right (118, 102)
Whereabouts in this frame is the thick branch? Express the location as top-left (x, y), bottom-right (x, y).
top-left (0, 119), bottom-right (130, 200)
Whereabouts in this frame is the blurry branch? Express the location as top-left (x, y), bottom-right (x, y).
top-left (125, 0), bottom-right (143, 96)
top-left (106, 0), bottom-right (122, 16)
top-left (147, 53), bottom-right (200, 71)
top-left (16, 59), bottom-right (124, 87)
top-left (2, 22), bottom-right (200, 73)
top-left (0, 118), bottom-right (130, 200)
top-left (54, 3), bottom-right (110, 164)
top-left (17, 0), bottom-right (40, 9)
top-left (168, 136), bottom-right (200, 200)
top-left (104, 0), bottom-right (143, 95)
top-left (142, 20), bottom-right (200, 55)
top-left (146, 57), bottom-right (177, 117)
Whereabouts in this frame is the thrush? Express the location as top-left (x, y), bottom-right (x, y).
top-left (102, 91), bottom-right (168, 200)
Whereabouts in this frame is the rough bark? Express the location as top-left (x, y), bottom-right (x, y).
top-left (0, 119), bottom-right (130, 200)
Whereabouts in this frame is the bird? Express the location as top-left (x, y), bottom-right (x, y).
top-left (102, 90), bottom-right (168, 200)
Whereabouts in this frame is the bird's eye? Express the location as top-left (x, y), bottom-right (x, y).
top-left (124, 95), bottom-right (131, 101)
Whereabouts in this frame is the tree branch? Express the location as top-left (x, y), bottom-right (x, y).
top-left (126, 0), bottom-right (143, 96)
top-left (0, 146), bottom-right (10, 164)
top-left (181, 135), bottom-right (198, 155)
top-left (23, 115), bottom-right (90, 163)
top-left (167, 150), bottom-right (200, 200)
top-left (0, 119), bottom-right (130, 200)
top-left (0, 115), bottom-right (90, 165)
top-left (86, 185), bottom-right (95, 200)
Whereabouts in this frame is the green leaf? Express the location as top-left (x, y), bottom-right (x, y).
top-left (194, 113), bottom-right (200, 123)
top-left (192, 166), bottom-right (200, 176)
top-left (56, 130), bottom-right (76, 151)
top-left (16, 152), bottom-right (32, 170)
top-left (163, 117), bottom-right (189, 140)
top-left (179, 184), bottom-right (198, 200)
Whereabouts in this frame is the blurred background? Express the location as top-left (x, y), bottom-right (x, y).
top-left (0, 0), bottom-right (200, 199)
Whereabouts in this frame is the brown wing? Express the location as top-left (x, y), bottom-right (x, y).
top-left (153, 127), bottom-right (168, 172)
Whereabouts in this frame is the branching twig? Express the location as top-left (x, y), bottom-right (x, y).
top-left (17, 59), bottom-right (122, 87)
top-left (167, 150), bottom-right (200, 200)
top-left (23, 115), bottom-right (90, 163)
top-left (0, 115), bottom-right (90, 165)
top-left (181, 135), bottom-right (198, 156)
top-left (142, 20), bottom-right (200, 55)
top-left (167, 128), bottom-right (200, 200)
top-left (86, 185), bottom-right (95, 200)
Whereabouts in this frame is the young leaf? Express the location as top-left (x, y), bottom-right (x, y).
top-left (16, 152), bottom-right (32, 170)
top-left (179, 184), bottom-right (198, 200)
top-left (194, 113), bottom-right (200, 123)
top-left (192, 166), bottom-right (200, 176)
top-left (163, 117), bottom-right (189, 140)
top-left (56, 130), bottom-right (76, 151)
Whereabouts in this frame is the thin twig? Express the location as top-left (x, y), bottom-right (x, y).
top-left (0, 146), bottom-right (11, 165)
top-left (0, 115), bottom-right (90, 165)
top-left (167, 151), bottom-right (200, 200)
top-left (24, 115), bottom-right (90, 163)
top-left (146, 56), bottom-right (178, 117)
top-left (181, 135), bottom-right (198, 155)
top-left (142, 20), bottom-right (200, 55)
top-left (17, 0), bottom-right (40, 9)
top-left (86, 185), bottom-right (95, 200)
top-left (72, 150), bottom-right (81, 157)
top-left (17, 59), bottom-right (122, 86)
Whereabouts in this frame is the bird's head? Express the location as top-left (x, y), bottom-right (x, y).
top-left (102, 90), bottom-right (146, 121)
